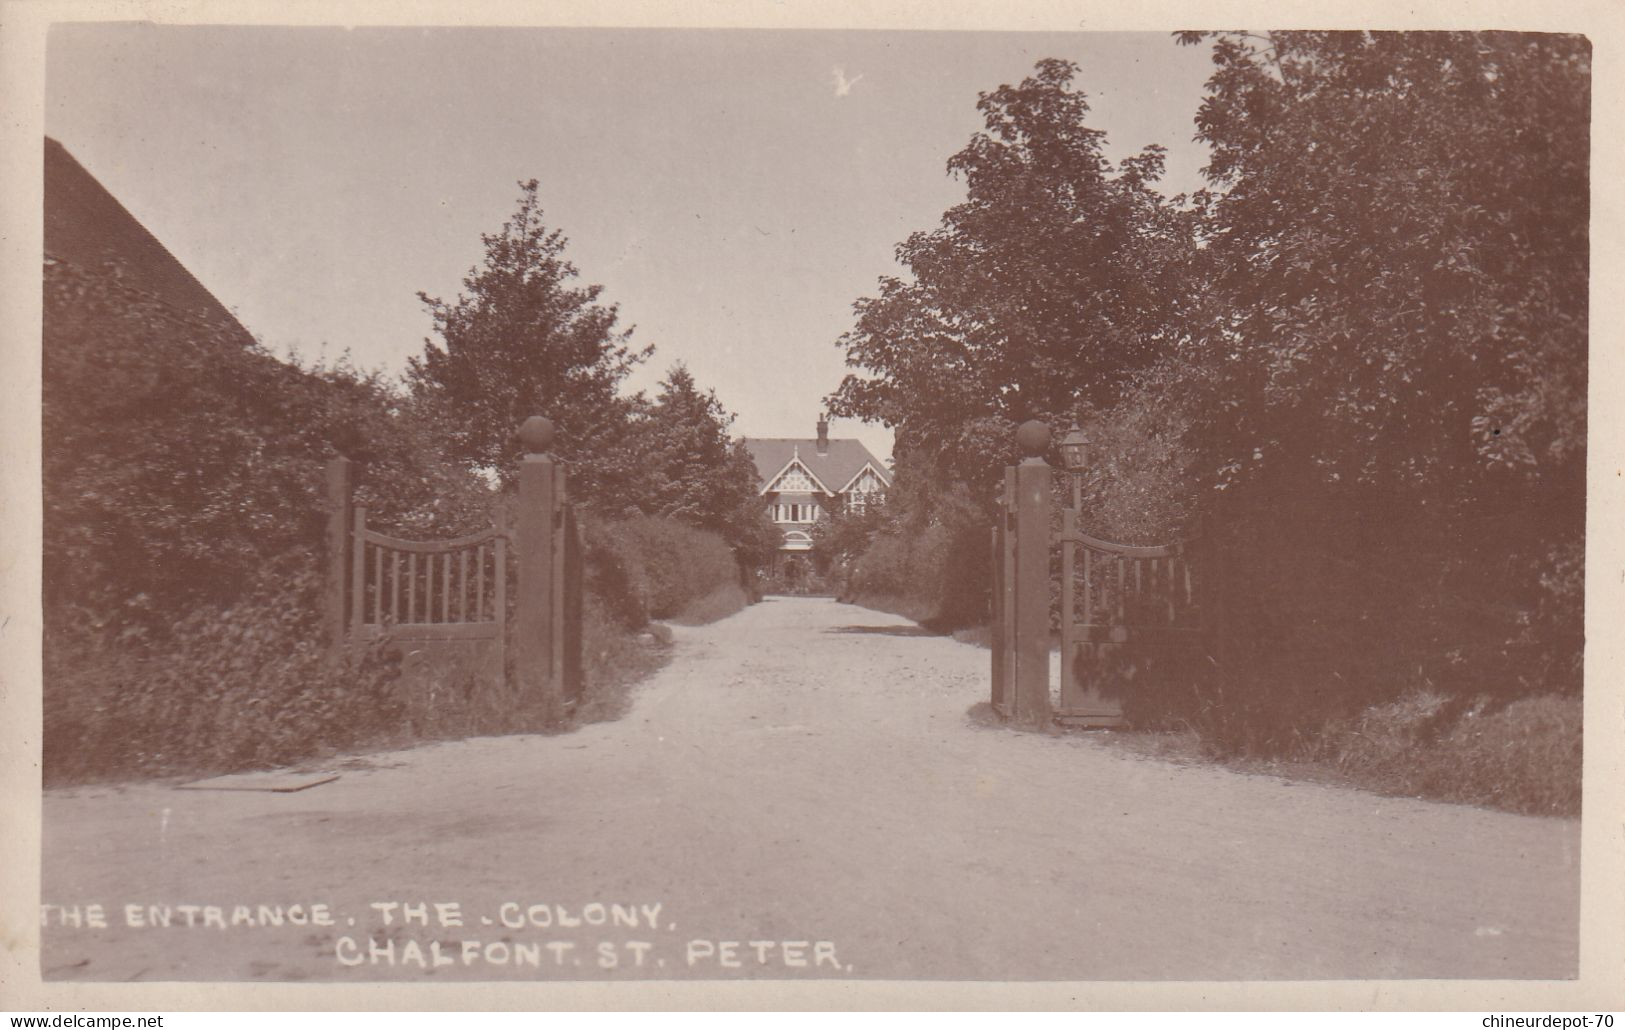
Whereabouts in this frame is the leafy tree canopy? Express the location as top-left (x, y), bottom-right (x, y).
top-left (1175, 31), bottom-right (1588, 507)
top-left (1167, 30), bottom-right (1590, 705)
top-left (825, 35), bottom-right (1589, 727)
top-left (407, 179), bottom-right (653, 498)
top-left (828, 58), bottom-right (1199, 490)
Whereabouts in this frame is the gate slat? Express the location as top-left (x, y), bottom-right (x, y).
top-left (428, 551), bottom-right (438, 623)
top-left (350, 507), bottom-right (367, 640)
top-left (494, 535), bottom-right (507, 677)
top-left (391, 551), bottom-right (401, 626)
top-left (1083, 547), bottom-right (1092, 624)
top-left (441, 553), bottom-right (451, 623)
top-left (372, 540), bottom-right (383, 627)
top-left (459, 550), bottom-right (469, 622)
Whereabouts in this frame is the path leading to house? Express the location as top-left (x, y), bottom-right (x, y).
top-left (40, 597), bottom-right (1579, 982)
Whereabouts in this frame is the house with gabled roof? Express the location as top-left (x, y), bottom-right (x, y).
top-left (743, 418), bottom-right (891, 573)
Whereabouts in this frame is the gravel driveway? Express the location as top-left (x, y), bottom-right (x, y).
top-left (40, 597), bottom-right (1579, 982)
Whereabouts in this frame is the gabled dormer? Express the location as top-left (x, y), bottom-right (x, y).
top-left (839, 463), bottom-right (887, 496)
top-left (760, 447), bottom-right (834, 497)
top-left (839, 462), bottom-right (888, 513)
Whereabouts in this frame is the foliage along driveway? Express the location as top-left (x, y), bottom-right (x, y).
top-left (41, 597), bottom-right (1579, 983)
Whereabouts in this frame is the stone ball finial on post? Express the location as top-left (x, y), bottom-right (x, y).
top-left (1015, 420), bottom-right (1051, 463)
top-left (518, 415), bottom-right (556, 456)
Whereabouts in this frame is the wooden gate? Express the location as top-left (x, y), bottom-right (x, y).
top-left (1054, 510), bottom-right (1204, 727)
top-left (989, 420), bottom-right (1211, 730)
top-left (349, 507), bottom-right (509, 695)
top-left (325, 415), bottom-right (583, 713)
top-left (989, 472), bottom-right (1017, 718)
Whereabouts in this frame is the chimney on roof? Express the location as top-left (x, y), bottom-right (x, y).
top-left (816, 416), bottom-right (830, 456)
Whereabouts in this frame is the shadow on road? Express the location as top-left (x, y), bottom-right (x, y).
top-left (964, 701), bottom-right (1006, 730)
top-left (825, 624), bottom-right (941, 637)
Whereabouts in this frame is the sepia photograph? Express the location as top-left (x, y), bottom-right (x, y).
top-left (3, 0), bottom-right (1621, 1012)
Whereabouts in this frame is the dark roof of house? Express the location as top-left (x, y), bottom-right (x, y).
top-left (744, 437), bottom-right (892, 495)
top-left (44, 136), bottom-right (253, 345)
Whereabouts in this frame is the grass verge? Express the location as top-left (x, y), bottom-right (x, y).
top-left (878, 612), bottom-right (1581, 818)
top-left (669, 581), bottom-right (752, 627)
top-left (1078, 692), bottom-right (1580, 818)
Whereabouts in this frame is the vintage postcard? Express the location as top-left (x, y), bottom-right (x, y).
top-left (2, 0), bottom-right (1622, 1013)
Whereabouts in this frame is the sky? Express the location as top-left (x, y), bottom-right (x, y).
top-left (45, 26), bottom-right (1216, 465)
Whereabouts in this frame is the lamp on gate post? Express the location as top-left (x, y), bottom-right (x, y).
top-left (1058, 422), bottom-right (1089, 512)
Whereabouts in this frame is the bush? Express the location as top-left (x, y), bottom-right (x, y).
top-left (842, 496), bottom-right (989, 630)
top-left (669, 582), bottom-right (751, 626)
top-left (43, 260), bottom-right (493, 637)
top-left (571, 594), bottom-right (669, 727)
top-left (590, 514), bottom-right (743, 621)
top-left (1317, 692), bottom-right (1581, 816)
top-left (578, 513), bottom-right (654, 629)
top-left (44, 562), bottom-right (408, 783)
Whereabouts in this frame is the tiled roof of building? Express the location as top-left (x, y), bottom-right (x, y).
top-left (44, 137), bottom-right (254, 346)
top-left (744, 437), bottom-right (892, 494)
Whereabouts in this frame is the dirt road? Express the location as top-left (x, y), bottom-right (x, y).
top-left (40, 597), bottom-right (1579, 982)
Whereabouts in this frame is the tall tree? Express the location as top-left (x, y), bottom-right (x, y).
top-left (1170, 31), bottom-right (1589, 730)
top-left (636, 363), bottom-right (761, 536)
top-left (1177, 31), bottom-right (1587, 503)
top-left (828, 58), bottom-right (1198, 490)
top-left (407, 179), bottom-right (652, 497)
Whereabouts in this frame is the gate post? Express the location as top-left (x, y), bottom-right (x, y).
top-left (549, 463), bottom-right (568, 694)
top-left (1011, 420), bottom-right (1053, 730)
top-left (516, 416), bottom-right (560, 715)
top-left (990, 499), bottom-right (1004, 713)
top-left (1059, 506), bottom-right (1077, 713)
top-left (324, 456), bottom-right (353, 661)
